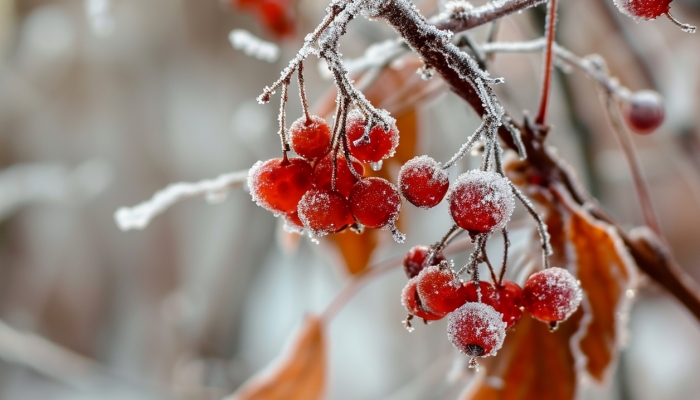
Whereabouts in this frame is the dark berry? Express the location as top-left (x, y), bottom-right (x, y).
top-left (622, 90), bottom-right (665, 135)
top-left (448, 170), bottom-right (514, 235)
top-left (403, 245), bottom-right (446, 279)
top-left (289, 115), bottom-right (332, 160)
top-left (345, 110), bottom-right (399, 163)
top-left (447, 302), bottom-right (506, 358)
top-left (398, 156), bottom-right (450, 209)
top-left (248, 157), bottom-right (313, 214)
top-left (416, 265), bottom-right (468, 315)
top-left (313, 153), bottom-right (365, 198)
top-left (349, 177), bottom-right (401, 229)
top-left (401, 277), bottom-right (445, 322)
top-left (297, 189), bottom-right (353, 236)
top-left (464, 280), bottom-right (523, 329)
top-left (523, 267), bottom-right (582, 323)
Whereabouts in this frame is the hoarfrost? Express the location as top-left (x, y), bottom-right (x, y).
top-left (447, 302), bottom-right (506, 357)
top-left (448, 170), bottom-right (515, 232)
top-left (229, 29), bottom-right (280, 63)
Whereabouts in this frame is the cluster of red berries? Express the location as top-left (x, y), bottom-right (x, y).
top-left (400, 245), bottom-right (582, 363)
top-left (248, 112), bottom-right (402, 237)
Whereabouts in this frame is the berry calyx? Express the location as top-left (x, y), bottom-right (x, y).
top-left (345, 110), bottom-right (399, 163)
top-left (403, 245), bottom-right (446, 279)
top-left (398, 156), bottom-right (450, 209)
top-left (523, 267), bottom-right (583, 323)
top-left (401, 277), bottom-right (445, 322)
top-left (416, 264), bottom-right (468, 315)
top-left (447, 302), bottom-right (506, 358)
top-left (349, 177), bottom-right (401, 229)
top-left (464, 280), bottom-right (523, 330)
top-left (622, 90), bottom-right (665, 135)
top-left (248, 157), bottom-right (314, 215)
top-left (313, 153), bottom-right (365, 198)
top-left (448, 170), bottom-right (515, 235)
top-left (297, 189), bottom-right (352, 236)
top-left (289, 115), bottom-right (332, 160)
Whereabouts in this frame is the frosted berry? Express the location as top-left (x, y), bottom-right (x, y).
top-left (297, 189), bottom-right (353, 236)
top-left (289, 115), bottom-right (332, 160)
top-left (523, 267), bottom-right (583, 323)
top-left (622, 90), bottom-right (665, 135)
top-left (345, 110), bottom-right (399, 163)
top-left (614, 0), bottom-right (671, 21)
top-left (248, 157), bottom-right (313, 214)
top-left (448, 302), bottom-right (506, 358)
top-left (403, 245), bottom-right (446, 279)
top-left (464, 280), bottom-right (523, 330)
top-left (349, 177), bottom-right (401, 229)
top-left (401, 277), bottom-right (445, 322)
top-left (313, 153), bottom-right (365, 198)
top-left (448, 170), bottom-right (515, 235)
top-left (398, 156), bottom-right (450, 209)
top-left (416, 264), bottom-right (468, 315)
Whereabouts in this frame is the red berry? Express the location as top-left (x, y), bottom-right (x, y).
top-left (289, 115), bottom-right (332, 160)
top-left (622, 90), bottom-right (665, 135)
top-left (403, 245), bottom-right (446, 279)
top-left (313, 153), bottom-right (365, 198)
top-left (248, 157), bottom-right (313, 215)
top-left (297, 189), bottom-right (352, 236)
top-left (256, 0), bottom-right (295, 38)
top-left (615, 0), bottom-right (671, 21)
top-left (523, 267), bottom-right (582, 323)
top-left (464, 280), bottom-right (523, 330)
top-left (416, 265), bottom-right (468, 315)
top-left (349, 177), bottom-right (402, 228)
top-left (447, 302), bottom-right (506, 358)
top-left (401, 277), bottom-right (445, 322)
top-left (448, 170), bottom-right (514, 235)
top-left (398, 156), bottom-right (450, 209)
top-left (345, 110), bottom-right (399, 163)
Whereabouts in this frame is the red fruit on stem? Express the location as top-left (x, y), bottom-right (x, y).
top-left (398, 156), bottom-right (450, 209)
top-left (313, 153), bottom-right (365, 198)
top-left (401, 277), bottom-right (445, 322)
top-left (447, 302), bottom-right (507, 358)
top-left (523, 267), bottom-right (583, 323)
top-left (416, 265), bottom-right (468, 315)
top-left (464, 280), bottom-right (523, 329)
top-left (448, 170), bottom-right (515, 235)
top-left (349, 177), bottom-right (402, 229)
top-left (622, 90), bottom-right (665, 135)
top-left (297, 189), bottom-right (352, 236)
top-left (614, 0), bottom-right (671, 21)
top-left (403, 245), bottom-right (446, 279)
top-left (248, 157), bottom-right (313, 215)
top-left (345, 110), bottom-right (399, 163)
top-left (289, 115), bottom-right (332, 160)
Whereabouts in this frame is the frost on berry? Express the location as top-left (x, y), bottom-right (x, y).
top-left (622, 90), bottom-right (665, 135)
top-left (401, 277), bottom-right (445, 323)
top-left (398, 156), bottom-right (450, 209)
top-left (614, 0), bottom-right (671, 21)
top-left (464, 280), bottom-right (523, 330)
top-left (289, 115), bottom-right (332, 160)
top-left (403, 245), bottom-right (446, 279)
top-left (523, 267), bottom-right (583, 323)
top-left (416, 265), bottom-right (468, 315)
top-left (345, 110), bottom-right (400, 163)
top-left (298, 189), bottom-right (353, 236)
top-left (447, 302), bottom-right (506, 358)
top-left (248, 157), bottom-right (313, 215)
top-left (348, 177), bottom-right (401, 229)
top-left (448, 170), bottom-right (515, 235)
top-left (313, 153), bottom-right (365, 198)
top-left (283, 211), bottom-right (305, 234)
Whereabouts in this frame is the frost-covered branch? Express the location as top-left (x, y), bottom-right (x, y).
top-left (433, 0), bottom-right (547, 33)
top-left (114, 170), bottom-right (247, 231)
top-left (229, 29), bottom-right (280, 63)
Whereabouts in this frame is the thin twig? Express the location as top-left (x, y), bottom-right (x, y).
top-left (297, 62), bottom-right (312, 124)
top-left (535, 0), bottom-right (558, 126)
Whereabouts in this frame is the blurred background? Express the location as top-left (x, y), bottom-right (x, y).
top-left (0, 0), bottom-right (699, 399)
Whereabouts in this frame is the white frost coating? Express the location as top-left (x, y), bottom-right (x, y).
top-left (85, 0), bottom-right (114, 37)
top-left (448, 170), bottom-right (515, 232)
top-left (229, 29), bottom-right (280, 63)
top-left (0, 160), bottom-right (112, 221)
top-left (612, 0), bottom-right (646, 22)
top-left (115, 170), bottom-right (248, 231)
top-left (447, 302), bottom-right (506, 357)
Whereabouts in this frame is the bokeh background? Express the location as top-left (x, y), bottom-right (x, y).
top-left (0, 0), bottom-right (700, 399)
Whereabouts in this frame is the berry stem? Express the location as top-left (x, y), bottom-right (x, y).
top-left (665, 12), bottom-right (697, 34)
top-left (535, 0), bottom-right (558, 126)
top-left (498, 228), bottom-right (510, 286)
top-left (278, 80), bottom-right (291, 155)
top-left (297, 62), bottom-right (313, 125)
top-left (480, 242), bottom-right (499, 285)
